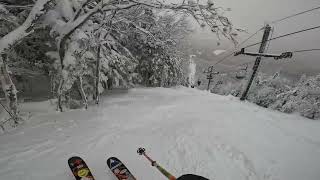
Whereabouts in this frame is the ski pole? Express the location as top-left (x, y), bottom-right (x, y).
top-left (137, 147), bottom-right (176, 180)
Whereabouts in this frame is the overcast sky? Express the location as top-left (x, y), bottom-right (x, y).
top-left (181, 0), bottom-right (320, 77)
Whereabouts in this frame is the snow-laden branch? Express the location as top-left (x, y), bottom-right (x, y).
top-left (58, 0), bottom-right (140, 67)
top-left (126, 0), bottom-right (237, 43)
top-left (0, 4), bottom-right (34, 9)
top-left (112, 17), bottom-right (158, 40)
top-left (56, 0), bottom-right (238, 67)
top-left (0, 0), bottom-right (53, 55)
top-left (0, 16), bottom-right (19, 27)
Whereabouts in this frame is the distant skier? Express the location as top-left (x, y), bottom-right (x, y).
top-left (188, 55), bottom-right (196, 88)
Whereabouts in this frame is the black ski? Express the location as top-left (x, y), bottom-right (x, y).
top-left (107, 157), bottom-right (136, 180)
top-left (68, 156), bottom-right (95, 180)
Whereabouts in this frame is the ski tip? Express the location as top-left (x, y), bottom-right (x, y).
top-left (68, 156), bottom-right (85, 167)
top-left (107, 157), bottom-right (122, 168)
top-left (67, 156), bottom-right (95, 180)
top-left (68, 156), bottom-right (82, 161)
top-left (107, 157), bottom-right (121, 163)
top-left (107, 156), bottom-right (119, 160)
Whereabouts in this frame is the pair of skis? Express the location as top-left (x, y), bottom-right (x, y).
top-left (68, 148), bottom-right (209, 180)
top-left (68, 156), bottom-right (135, 180)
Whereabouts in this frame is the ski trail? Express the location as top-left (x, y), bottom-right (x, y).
top-left (0, 87), bottom-right (320, 180)
top-left (264, 116), bottom-right (320, 148)
top-left (214, 143), bottom-right (260, 180)
top-left (166, 121), bottom-right (261, 180)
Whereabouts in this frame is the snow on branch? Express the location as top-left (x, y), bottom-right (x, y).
top-left (0, 0), bottom-right (53, 55)
top-left (58, 1), bottom-right (140, 67)
top-left (114, 0), bottom-right (238, 43)
top-left (0, 4), bottom-right (34, 9)
top-left (56, 0), bottom-right (238, 67)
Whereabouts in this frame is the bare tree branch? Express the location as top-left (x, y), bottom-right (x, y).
top-left (0, 3), bottom-right (34, 9)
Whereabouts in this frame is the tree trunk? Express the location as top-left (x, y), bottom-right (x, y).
top-left (95, 45), bottom-right (101, 104)
top-left (49, 72), bottom-right (55, 99)
top-left (0, 54), bottom-right (19, 124)
top-left (57, 79), bottom-right (64, 112)
top-left (77, 76), bottom-right (88, 109)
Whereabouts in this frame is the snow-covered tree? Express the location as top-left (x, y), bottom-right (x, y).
top-left (0, 0), bottom-right (53, 123)
top-left (209, 72), bottom-right (247, 96)
top-left (121, 9), bottom-right (190, 87)
top-left (42, 0), bottom-right (238, 111)
top-left (271, 74), bottom-right (320, 120)
top-left (188, 55), bottom-right (196, 87)
top-left (247, 73), bottom-right (292, 108)
top-left (208, 69), bottom-right (320, 120)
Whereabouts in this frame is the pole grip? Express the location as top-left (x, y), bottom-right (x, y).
top-left (155, 164), bottom-right (176, 180)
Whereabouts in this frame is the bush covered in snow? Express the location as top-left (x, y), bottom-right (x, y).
top-left (271, 74), bottom-right (320, 119)
top-left (208, 71), bottom-right (320, 120)
top-left (247, 73), bottom-right (292, 108)
top-left (211, 73), bottom-right (246, 97)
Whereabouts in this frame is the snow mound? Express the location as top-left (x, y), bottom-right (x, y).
top-left (213, 50), bottom-right (227, 55)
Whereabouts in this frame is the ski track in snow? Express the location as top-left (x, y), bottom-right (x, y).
top-left (0, 87), bottom-right (320, 180)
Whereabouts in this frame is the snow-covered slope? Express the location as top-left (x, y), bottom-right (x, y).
top-left (0, 87), bottom-right (320, 180)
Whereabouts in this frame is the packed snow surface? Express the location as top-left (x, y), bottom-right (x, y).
top-left (0, 87), bottom-right (320, 180)
top-left (213, 50), bottom-right (226, 55)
